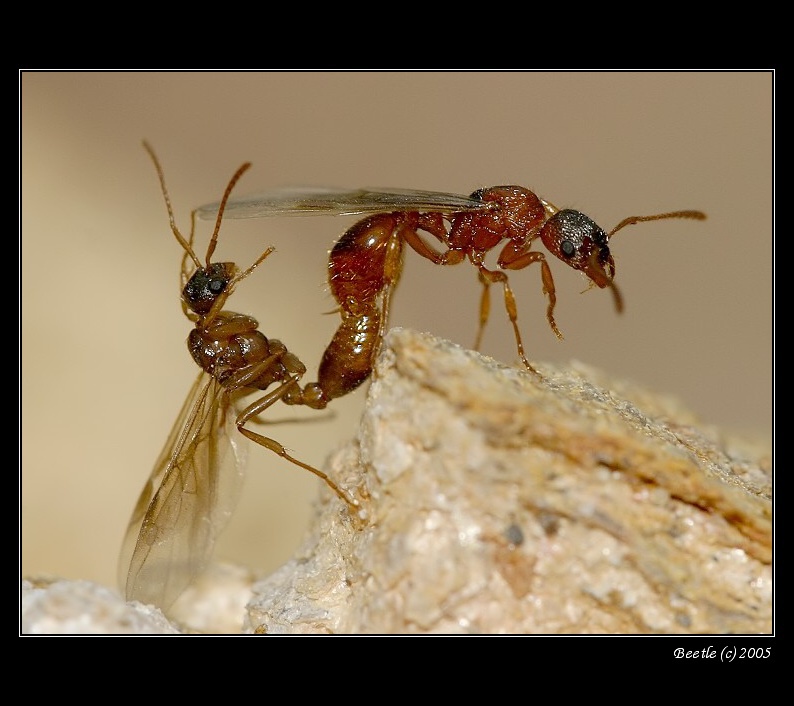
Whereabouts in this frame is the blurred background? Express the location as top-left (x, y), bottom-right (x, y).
top-left (21, 72), bottom-right (773, 594)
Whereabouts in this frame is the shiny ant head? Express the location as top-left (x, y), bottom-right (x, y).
top-left (182, 262), bottom-right (237, 315)
top-left (539, 209), bottom-right (615, 288)
top-left (538, 207), bottom-right (706, 314)
top-left (143, 140), bottom-right (253, 321)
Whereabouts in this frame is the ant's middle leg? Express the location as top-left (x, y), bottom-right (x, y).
top-left (475, 265), bottom-right (538, 374)
top-left (473, 269), bottom-right (491, 353)
top-left (474, 244), bottom-right (563, 374)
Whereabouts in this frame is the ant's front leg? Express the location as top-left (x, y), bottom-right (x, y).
top-left (497, 240), bottom-right (563, 342)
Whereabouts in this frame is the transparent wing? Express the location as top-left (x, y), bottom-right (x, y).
top-left (119, 372), bottom-right (247, 612)
top-left (196, 186), bottom-right (494, 220)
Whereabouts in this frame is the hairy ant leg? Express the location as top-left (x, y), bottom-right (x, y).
top-left (231, 367), bottom-right (356, 508)
top-left (472, 246), bottom-right (561, 374)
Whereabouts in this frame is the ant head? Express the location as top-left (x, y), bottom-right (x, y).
top-left (538, 206), bottom-right (706, 314)
top-left (539, 209), bottom-right (615, 287)
top-left (182, 262), bottom-right (237, 315)
top-left (143, 140), bottom-right (253, 320)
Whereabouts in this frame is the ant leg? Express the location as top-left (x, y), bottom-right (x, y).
top-left (399, 224), bottom-right (466, 267)
top-left (401, 223), bottom-right (550, 367)
top-left (473, 270), bottom-right (491, 353)
top-left (377, 222), bottom-right (464, 357)
top-left (227, 352), bottom-right (358, 509)
top-left (231, 371), bottom-right (358, 509)
top-left (476, 265), bottom-right (538, 374)
top-left (376, 230), bottom-right (405, 360)
top-left (236, 379), bottom-right (358, 509)
top-left (498, 249), bottom-right (563, 341)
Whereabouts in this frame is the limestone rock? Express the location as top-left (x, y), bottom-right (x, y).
top-left (21, 561), bottom-right (255, 634)
top-left (21, 328), bottom-right (772, 634)
top-left (247, 328), bottom-right (771, 634)
top-left (22, 576), bottom-right (181, 634)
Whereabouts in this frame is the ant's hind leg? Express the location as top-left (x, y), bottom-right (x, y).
top-left (235, 377), bottom-right (359, 510)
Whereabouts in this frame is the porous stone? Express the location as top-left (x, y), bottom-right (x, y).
top-left (246, 328), bottom-right (772, 634)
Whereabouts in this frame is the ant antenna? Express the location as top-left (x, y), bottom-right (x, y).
top-left (143, 140), bottom-right (203, 271)
top-left (203, 161), bottom-right (251, 266)
top-left (598, 210), bottom-right (705, 312)
top-left (608, 210), bottom-right (706, 238)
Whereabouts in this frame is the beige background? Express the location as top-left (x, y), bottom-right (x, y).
top-left (21, 72), bottom-right (773, 594)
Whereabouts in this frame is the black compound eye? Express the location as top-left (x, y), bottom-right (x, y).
top-left (209, 278), bottom-right (226, 294)
top-left (560, 239), bottom-right (576, 258)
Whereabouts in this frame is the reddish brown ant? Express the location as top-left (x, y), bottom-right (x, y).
top-left (120, 144), bottom-right (356, 613)
top-left (197, 184), bottom-right (706, 403)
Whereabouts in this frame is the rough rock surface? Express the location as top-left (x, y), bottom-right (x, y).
top-left (21, 576), bottom-right (181, 634)
top-left (246, 328), bottom-right (772, 635)
top-left (22, 328), bottom-right (772, 634)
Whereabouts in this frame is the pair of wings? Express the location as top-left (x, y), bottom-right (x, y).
top-left (119, 372), bottom-right (247, 611)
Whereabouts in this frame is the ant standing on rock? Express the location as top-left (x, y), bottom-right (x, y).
top-left (198, 183), bottom-right (705, 394)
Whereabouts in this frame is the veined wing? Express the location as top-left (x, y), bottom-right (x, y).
top-left (196, 186), bottom-right (494, 220)
top-left (119, 372), bottom-right (247, 612)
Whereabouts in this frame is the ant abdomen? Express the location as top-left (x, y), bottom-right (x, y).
top-left (316, 307), bottom-right (382, 403)
top-left (327, 214), bottom-right (401, 302)
top-left (306, 213), bottom-right (403, 407)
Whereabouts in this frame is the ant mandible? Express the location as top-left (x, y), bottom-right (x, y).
top-left (197, 183), bottom-right (706, 405)
top-left (120, 144), bottom-right (357, 613)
